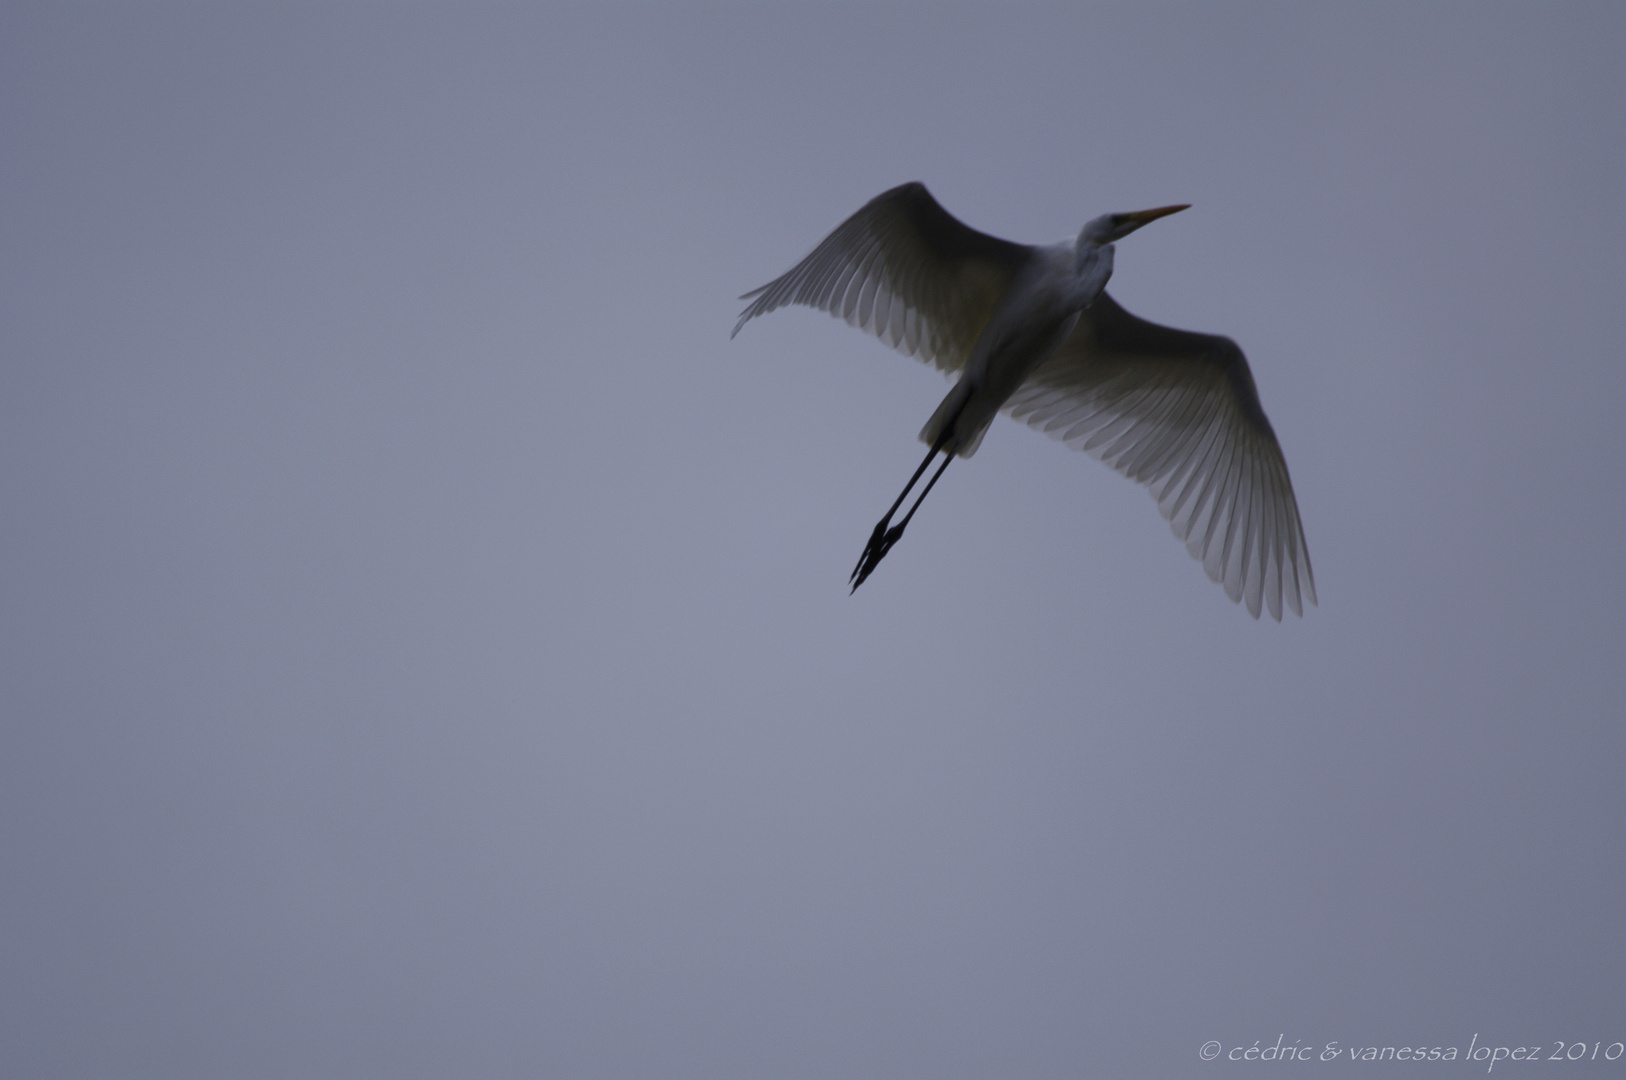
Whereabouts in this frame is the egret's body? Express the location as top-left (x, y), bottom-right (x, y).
top-left (921, 241), bottom-right (1106, 458)
top-left (732, 182), bottom-right (1315, 619)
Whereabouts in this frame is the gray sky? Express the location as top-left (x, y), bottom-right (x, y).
top-left (2, 4), bottom-right (1623, 1078)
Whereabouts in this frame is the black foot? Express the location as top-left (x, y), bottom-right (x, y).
top-left (850, 519), bottom-right (890, 586)
top-left (850, 522), bottom-right (906, 593)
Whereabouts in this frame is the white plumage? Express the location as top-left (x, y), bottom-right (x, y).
top-left (734, 182), bottom-right (1314, 619)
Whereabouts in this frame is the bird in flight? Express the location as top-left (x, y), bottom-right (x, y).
top-left (732, 182), bottom-right (1314, 619)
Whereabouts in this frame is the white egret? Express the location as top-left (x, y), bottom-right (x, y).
top-left (732, 182), bottom-right (1315, 618)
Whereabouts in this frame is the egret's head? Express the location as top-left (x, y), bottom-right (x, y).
top-left (1079, 204), bottom-right (1190, 247)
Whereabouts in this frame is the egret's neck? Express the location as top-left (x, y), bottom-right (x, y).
top-left (1071, 240), bottom-right (1114, 304)
top-left (1075, 237), bottom-right (1113, 271)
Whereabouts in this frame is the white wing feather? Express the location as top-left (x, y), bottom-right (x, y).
top-left (1005, 293), bottom-right (1316, 619)
top-left (732, 182), bottom-right (1031, 375)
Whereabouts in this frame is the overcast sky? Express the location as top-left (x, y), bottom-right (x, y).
top-left (2, 4), bottom-right (1623, 1078)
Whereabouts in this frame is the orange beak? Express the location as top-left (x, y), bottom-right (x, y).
top-left (1122, 204), bottom-right (1191, 225)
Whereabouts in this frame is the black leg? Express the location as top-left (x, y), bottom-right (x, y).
top-left (849, 442), bottom-right (941, 586)
top-left (850, 448), bottom-right (953, 593)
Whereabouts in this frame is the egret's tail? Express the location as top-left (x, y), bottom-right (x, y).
top-left (919, 379), bottom-right (992, 459)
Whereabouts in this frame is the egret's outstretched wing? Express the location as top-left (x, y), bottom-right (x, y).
top-left (1004, 293), bottom-right (1316, 619)
top-left (732, 182), bottom-right (1031, 375)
